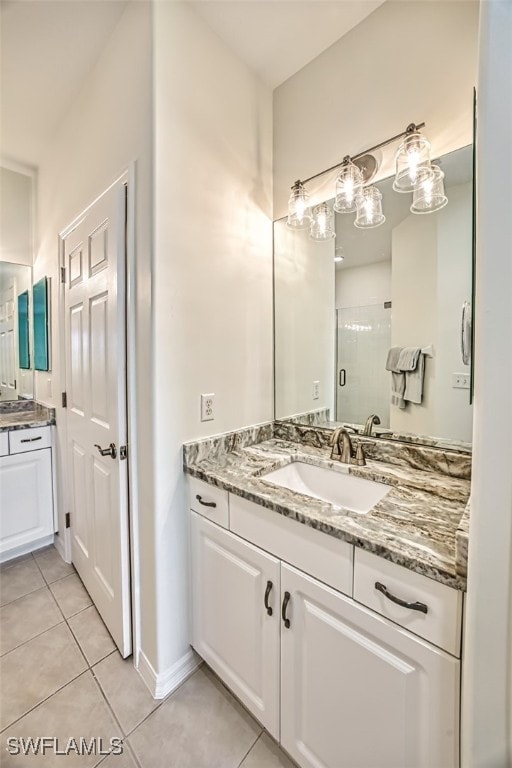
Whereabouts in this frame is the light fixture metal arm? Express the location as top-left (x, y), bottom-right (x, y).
top-left (297, 122), bottom-right (426, 187)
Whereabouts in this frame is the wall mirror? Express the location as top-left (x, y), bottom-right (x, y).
top-left (33, 276), bottom-right (50, 372)
top-left (274, 143), bottom-right (473, 450)
top-left (0, 261), bottom-right (34, 400)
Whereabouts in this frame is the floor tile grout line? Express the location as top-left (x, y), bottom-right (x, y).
top-left (236, 731), bottom-right (264, 768)
top-left (0, 668), bottom-right (91, 735)
top-left (0, 617), bottom-right (66, 659)
top-left (90, 662), bottom-right (135, 741)
top-left (0, 582), bottom-right (52, 610)
top-left (119, 662), bottom-right (205, 740)
top-left (65, 614), bottom-right (93, 670)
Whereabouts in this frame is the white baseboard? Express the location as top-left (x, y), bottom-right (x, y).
top-left (137, 647), bottom-right (201, 699)
top-left (53, 532), bottom-right (69, 563)
top-left (0, 534), bottom-right (54, 564)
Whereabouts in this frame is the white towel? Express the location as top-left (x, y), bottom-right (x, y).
top-left (386, 347), bottom-right (406, 409)
top-left (404, 352), bottom-right (425, 404)
top-left (397, 346), bottom-right (421, 371)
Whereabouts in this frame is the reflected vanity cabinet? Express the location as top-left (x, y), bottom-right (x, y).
top-left (0, 426), bottom-right (56, 562)
top-left (188, 477), bottom-right (462, 768)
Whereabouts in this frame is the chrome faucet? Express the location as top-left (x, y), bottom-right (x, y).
top-left (363, 414), bottom-right (381, 436)
top-left (330, 427), bottom-right (366, 466)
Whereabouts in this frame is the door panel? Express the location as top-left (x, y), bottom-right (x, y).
top-left (63, 178), bottom-right (131, 656)
top-left (281, 564), bottom-right (459, 768)
top-left (191, 512), bottom-right (280, 738)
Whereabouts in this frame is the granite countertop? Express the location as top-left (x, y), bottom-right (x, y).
top-left (0, 401), bottom-right (56, 432)
top-left (184, 437), bottom-right (470, 590)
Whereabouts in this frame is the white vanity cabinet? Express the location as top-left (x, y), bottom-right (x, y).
top-left (0, 426), bottom-right (55, 561)
top-left (189, 487), bottom-right (461, 768)
top-left (280, 563), bottom-right (459, 768)
top-left (191, 512), bottom-right (281, 737)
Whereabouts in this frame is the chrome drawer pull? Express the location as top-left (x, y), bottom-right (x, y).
top-left (20, 436), bottom-right (43, 443)
top-left (375, 581), bottom-right (428, 614)
top-left (195, 494), bottom-right (216, 508)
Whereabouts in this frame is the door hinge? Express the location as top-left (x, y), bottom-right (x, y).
top-left (120, 445), bottom-right (128, 461)
top-left (60, 266), bottom-right (66, 284)
top-left (61, 392), bottom-right (67, 408)
top-left (65, 512), bottom-right (71, 528)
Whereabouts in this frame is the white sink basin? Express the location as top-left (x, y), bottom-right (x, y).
top-left (262, 461), bottom-right (390, 514)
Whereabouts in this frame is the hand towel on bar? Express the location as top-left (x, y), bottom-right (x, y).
top-left (397, 346), bottom-right (421, 371)
top-left (385, 347), bottom-right (406, 408)
top-left (404, 352), bottom-right (425, 404)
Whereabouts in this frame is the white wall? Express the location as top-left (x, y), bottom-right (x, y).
top-left (33, 0), bottom-right (154, 656)
top-left (335, 261), bottom-right (391, 309)
top-left (273, 0), bottom-right (479, 218)
top-left (463, 2), bottom-right (512, 765)
top-left (274, 222), bottom-right (334, 419)
top-left (0, 166), bottom-right (34, 266)
top-left (390, 184), bottom-right (472, 442)
top-left (152, 2), bottom-right (273, 678)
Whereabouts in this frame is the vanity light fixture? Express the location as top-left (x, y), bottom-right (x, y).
top-left (410, 164), bottom-right (448, 214)
top-left (310, 202), bottom-right (336, 241)
top-left (333, 158), bottom-right (364, 213)
top-left (393, 126), bottom-right (433, 193)
top-left (287, 122), bottom-right (447, 241)
top-left (287, 180), bottom-right (311, 229)
top-left (354, 185), bottom-right (385, 229)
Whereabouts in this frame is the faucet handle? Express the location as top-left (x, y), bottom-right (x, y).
top-left (354, 442), bottom-right (366, 466)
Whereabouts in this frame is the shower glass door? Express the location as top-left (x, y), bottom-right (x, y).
top-left (336, 304), bottom-right (391, 428)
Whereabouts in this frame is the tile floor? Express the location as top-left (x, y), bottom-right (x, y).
top-left (0, 546), bottom-right (296, 768)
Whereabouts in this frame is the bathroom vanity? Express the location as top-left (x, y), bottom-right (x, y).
top-left (0, 402), bottom-right (57, 562)
top-left (184, 424), bottom-right (469, 768)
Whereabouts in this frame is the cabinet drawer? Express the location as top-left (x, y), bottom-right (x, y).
top-left (230, 495), bottom-right (353, 597)
top-left (9, 426), bottom-right (51, 454)
top-left (353, 548), bottom-right (463, 656)
top-left (188, 476), bottom-right (229, 528)
top-left (0, 432), bottom-right (8, 457)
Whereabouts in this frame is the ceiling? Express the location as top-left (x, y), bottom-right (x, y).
top-left (0, 0), bottom-right (385, 168)
top-left (0, 0), bottom-right (127, 168)
top-left (189, 0), bottom-right (386, 89)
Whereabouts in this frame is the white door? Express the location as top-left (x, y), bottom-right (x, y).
top-left (0, 279), bottom-right (17, 401)
top-left (62, 177), bottom-right (131, 656)
top-left (280, 563), bottom-right (459, 768)
top-left (191, 512), bottom-right (281, 738)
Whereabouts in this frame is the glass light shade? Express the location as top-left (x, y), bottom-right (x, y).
top-left (393, 132), bottom-right (433, 193)
top-left (410, 165), bottom-right (448, 214)
top-left (310, 202), bottom-right (336, 241)
top-left (354, 186), bottom-right (385, 229)
top-left (287, 181), bottom-right (311, 229)
top-left (333, 162), bottom-right (364, 213)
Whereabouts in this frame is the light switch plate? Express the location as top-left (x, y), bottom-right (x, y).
top-left (312, 380), bottom-right (320, 400)
top-left (452, 373), bottom-right (470, 389)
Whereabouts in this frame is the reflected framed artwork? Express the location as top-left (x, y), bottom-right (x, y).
top-left (33, 277), bottom-right (50, 371)
top-left (17, 290), bottom-right (30, 369)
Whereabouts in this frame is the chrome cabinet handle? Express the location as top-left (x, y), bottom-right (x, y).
top-left (461, 301), bottom-right (472, 365)
top-left (282, 591), bottom-right (291, 628)
top-left (375, 582), bottom-right (428, 614)
top-left (195, 494), bottom-right (216, 508)
top-left (264, 580), bottom-right (273, 616)
top-left (94, 443), bottom-right (117, 459)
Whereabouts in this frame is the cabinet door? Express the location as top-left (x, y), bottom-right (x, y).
top-left (0, 448), bottom-right (54, 556)
top-left (280, 564), bottom-right (459, 768)
top-left (191, 512), bottom-right (280, 738)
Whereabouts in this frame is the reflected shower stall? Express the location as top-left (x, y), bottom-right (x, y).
top-left (335, 304), bottom-right (391, 428)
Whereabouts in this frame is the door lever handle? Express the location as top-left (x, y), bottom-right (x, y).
top-left (94, 443), bottom-right (117, 459)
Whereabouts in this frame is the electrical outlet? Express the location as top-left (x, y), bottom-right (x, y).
top-left (312, 380), bottom-right (320, 400)
top-left (201, 393), bottom-right (215, 421)
top-left (452, 373), bottom-right (470, 390)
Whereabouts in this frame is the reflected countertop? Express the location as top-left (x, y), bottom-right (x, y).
top-left (0, 401), bottom-right (56, 432)
top-left (184, 434), bottom-right (470, 591)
